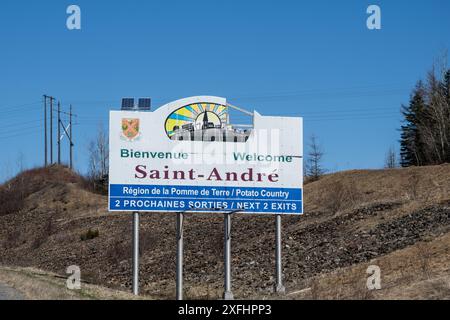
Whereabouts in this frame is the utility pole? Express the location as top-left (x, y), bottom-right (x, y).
top-left (45, 96), bottom-right (75, 168)
top-left (57, 101), bottom-right (61, 165)
top-left (49, 97), bottom-right (54, 164)
top-left (43, 95), bottom-right (48, 166)
top-left (44, 96), bottom-right (76, 168)
top-left (69, 104), bottom-right (73, 169)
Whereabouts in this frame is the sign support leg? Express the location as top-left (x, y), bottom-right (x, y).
top-left (223, 212), bottom-right (234, 300)
top-left (275, 214), bottom-right (286, 294)
top-left (133, 211), bottom-right (140, 295)
top-left (176, 212), bottom-right (184, 300)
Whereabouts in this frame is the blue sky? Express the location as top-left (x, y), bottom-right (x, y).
top-left (0, 0), bottom-right (449, 181)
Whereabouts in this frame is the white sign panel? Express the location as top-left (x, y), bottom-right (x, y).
top-left (108, 96), bottom-right (303, 214)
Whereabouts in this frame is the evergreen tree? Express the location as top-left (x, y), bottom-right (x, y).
top-left (444, 70), bottom-right (450, 162)
top-left (400, 82), bottom-right (427, 167)
top-left (305, 134), bottom-right (325, 181)
top-left (444, 70), bottom-right (450, 102)
top-left (400, 66), bottom-right (450, 167)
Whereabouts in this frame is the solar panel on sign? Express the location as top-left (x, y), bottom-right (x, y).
top-left (121, 98), bottom-right (135, 110)
top-left (138, 98), bottom-right (151, 110)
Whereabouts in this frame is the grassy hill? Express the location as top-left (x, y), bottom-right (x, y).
top-left (0, 164), bottom-right (449, 299)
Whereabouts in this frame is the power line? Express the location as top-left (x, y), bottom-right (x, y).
top-left (74, 105), bottom-right (401, 120)
top-left (307, 115), bottom-right (400, 122)
top-left (0, 101), bottom-right (41, 112)
top-left (274, 107), bottom-right (401, 116)
top-left (228, 83), bottom-right (410, 99)
top-left (75, 110), bottom-right (401, 123)
top-left (0, 118), bottom-right (44, 130)
top-left (50, 108), bottom-right (78, 117)
top-left (2, 89), bottom-right (407, 145)
top-left (46, 83), bottom-right (412, 109)
top-left (0, 124), bottom-right (43, 136)
top-left (0, 127), bottom-right (42, 140)
top-left (4, 111), bottom-right (42, 121)
top-left (230, 89), bottom-right (407, 102)
top-left (2, 83), bottom-right (411, 112)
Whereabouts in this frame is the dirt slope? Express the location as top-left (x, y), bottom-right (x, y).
top-left (0, 266), bottom-right (148, 300)
top-left (0, 164), bottom-right (449, 299)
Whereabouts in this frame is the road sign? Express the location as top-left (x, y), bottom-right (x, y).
top-left (109, 96), bottom-right (303, 215)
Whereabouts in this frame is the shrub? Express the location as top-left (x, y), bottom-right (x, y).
top-left (322, 180), bottom-right (360, 214)
top-left (415, 243), bottom-right (433, 279)
top-left (407, 172), bottom-right (420, 200)
top-left (107, 240), bottom-right (130, 263)
top-left (31, 219), bottom-right (54, 249)
top-left (0, 187), bottom-right (25, 216)
top-left (80, 228), bottom-right (99, 241)
top-left (139, 232), bottom-right (157, 254)
top-left (3, 230), bottom-right (20, 249)
top-left (79, 175), bottom-right (108, 195)
top-left (31, 233), bottom-right (46, 249)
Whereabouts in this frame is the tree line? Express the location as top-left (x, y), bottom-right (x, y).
top-left (400, 63), bottom-right (450, 167)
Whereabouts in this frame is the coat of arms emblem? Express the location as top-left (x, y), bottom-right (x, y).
top-left (121, 118), bottom-right (140, 141)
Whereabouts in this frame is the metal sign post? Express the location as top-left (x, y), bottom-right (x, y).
top-left (133, 211), bottom-right (140, 295)
top-left (275, 214), bottom-right (286, 293)
top-left (223, 212), bottom-right (234, 300)
top-left (176, 212), bottom-right (184, 300)
top-left (223, 210), bottom-right (241, 300)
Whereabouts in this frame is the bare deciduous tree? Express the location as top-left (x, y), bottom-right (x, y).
top-left (306, 134), bottom-right (325, 182)
top-left (384, 146), bottom-right (398, 169)
top-left (88, 125), bottom-right (109, 181)
top-left (419, 61), bottom-right (450, 164)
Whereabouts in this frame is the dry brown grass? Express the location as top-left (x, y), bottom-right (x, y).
top-left (305, 164), bottom-right (450, 213)
top-left (0, 165), bottom-right (88, 216)
top-left (0, 266), bottom-right (151, 300)
top-left (320, 180), bottom-right (361, 214)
